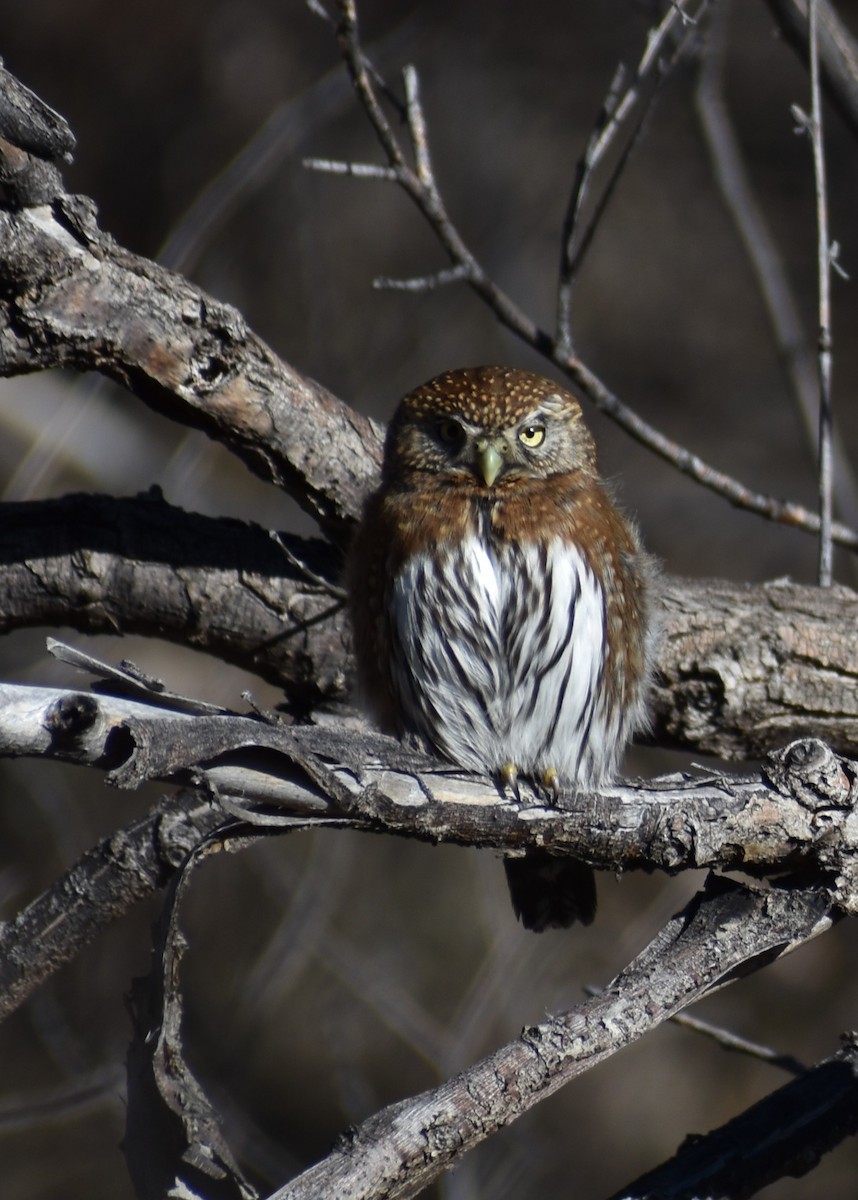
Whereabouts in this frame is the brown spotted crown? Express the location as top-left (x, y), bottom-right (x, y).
top-left (383, 366), bottom-right (597, 484)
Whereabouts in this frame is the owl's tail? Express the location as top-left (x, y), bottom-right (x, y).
top-left (503, 852), bottom-right (597, 931)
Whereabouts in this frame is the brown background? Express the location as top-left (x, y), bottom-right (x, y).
top-left (1, 2), bottom-right (858, 1197)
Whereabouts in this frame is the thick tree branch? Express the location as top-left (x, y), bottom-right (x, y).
top-left (611, 1035), bottom-right (858, 1199)
top-left (0, 491), bottom-right (348, 709)
top-left (0, 676), bottom-right (854, 1027)
top-left (4, 494), bottom-right (858, 757)
top-left (1, 681), bottom-right (857, 893)
top-left (0, 190), bottom-right (382, 539)
top-left (267, 878), bottom-right (831, 1200)
top-left (653, 575), bottom-right (858, 758)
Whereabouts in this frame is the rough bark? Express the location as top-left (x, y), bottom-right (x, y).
top-left (0, 492), bottom-right (349, 708)
top-left (0, 193), bottom-right (382, 539)
top-left (654, 575), bottom-right (858, 758)
top-left (3, 494), bottom-right (857, 756)
top-left (267, 879), bottom-right (832, 1200)
top-left (0, 678), bottom-right (855, 1024)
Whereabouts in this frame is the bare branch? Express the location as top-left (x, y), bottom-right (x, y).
top-left (303, 156), bottom-right (399, 179)
top-left (610, 1036), bottom-right (858, 1199)
top-left (765, 0), bottom-right (858, 141)
top-left (0, 679), bottom-right (856, 917)
top-left (0, 671), bottom-right (847, 1195)
top-left (125, 835), bottom-right (260, 1200)
top-left (808, 0), bottom-right (836, 585)
top-left (0, 493), bottom-right (347, 708)
top-left (372, 264), bottom-right (469, 291)
top-left (267, 879), bottom-right (832, 1200)
top-left (321, 4), bottom-right (858, 553)
top-left (0, 198), bottom-right (382, 538)
top-left (694, 10), bottom-right (858, 529)
top-left (2, 498), bottom-right (858, 755)
top-left (556, 0), bottom-right (706, 353)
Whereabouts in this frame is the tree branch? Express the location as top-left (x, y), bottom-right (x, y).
top-left (0, 675), bottom-right (855, 1027)
top-left (765, 0), bottom-right (858, 141)
top-left (610, 1035), bottom-right (858, 1199)
top-left (267, 877), bottom-right (831, 1200)
top-left (3, 496), bottom-right (858, 755)
top-left (2, 681), bottom-right (858, 891)
top-left (0, 178), bottom-right (382, 540)
top-left (0, 491), bottom-right (347, 709)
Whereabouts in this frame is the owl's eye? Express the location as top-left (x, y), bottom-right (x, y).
top-left (437, 418), bottom-right (465, 447)
top-left (518, 424), bottom-right (546, 448)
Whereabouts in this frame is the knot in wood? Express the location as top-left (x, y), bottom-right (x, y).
top-left (763, 738), bottom-right (852, 810)
top-left (44, 691), bottom-right (99, 742)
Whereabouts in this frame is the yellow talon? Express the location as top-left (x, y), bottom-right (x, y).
top-left (500, 762), bottom-right (521, 803)
top-left (541, 767), bottom-right (561, 800)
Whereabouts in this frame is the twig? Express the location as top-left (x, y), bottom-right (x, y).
top-left (695, 5), bottom-right (858, 530)
top-left (808, 0), bottom-right (835, 585)
top-left (668, 1010), bottom-right (807, 1075)
top-left (270, 529), bottom-right (347, 600)
top-left (583, 982), bottom-right (808, 1074)
top-left (373, 264), bottom-right (469, 291)
top-left (556, 0), bottom-right (706, 354)
top-left (764, 0), bottom-right (858, 142)
top-left (313, 0), bottom-right (858, 554)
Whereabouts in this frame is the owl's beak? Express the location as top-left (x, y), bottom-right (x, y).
top-left (477, 442), bottom-right (505, 487)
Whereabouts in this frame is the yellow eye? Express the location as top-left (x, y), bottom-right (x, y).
top-left (438, 418), bottom-right (464, 446)
top-left (518, 424), bottom-right (546, 448)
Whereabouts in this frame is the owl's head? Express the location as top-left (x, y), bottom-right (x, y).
top-left (383, 366), bottom-right (597, 487)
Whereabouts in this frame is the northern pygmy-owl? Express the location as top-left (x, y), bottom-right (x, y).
top-left (349, 366), bottom-right (655, 931)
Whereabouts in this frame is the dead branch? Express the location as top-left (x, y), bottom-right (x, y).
top-left (266, 878), bottom-right (831, 1200)
top-left (610, 1035), bottom-right (858, 1199)
top-left (556, 0), bottom-right (704, 353)
top-left (0, 672), bottom-right (856, 1029)
top-left (0, 69), bottom-right (382, 539)
top-left (306, 0), bottom-right (858, 552)
top-left (2, 494), bottom-right (858, 756)
top-left (0, 492), bottom-right (347, 708)
top-left (765, 0), bottom-right (858, 140)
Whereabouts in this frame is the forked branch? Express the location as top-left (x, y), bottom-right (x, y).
top-left (307, 0), bottom-right (858, 553)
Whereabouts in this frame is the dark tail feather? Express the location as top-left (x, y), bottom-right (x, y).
top-left (504, 852), bottom-right (597, 931)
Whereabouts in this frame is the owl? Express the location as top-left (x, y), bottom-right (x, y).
top-left (348, 366), bottom-right (655, 931)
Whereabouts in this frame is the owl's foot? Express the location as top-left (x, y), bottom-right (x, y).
top-left (540, 767), bottom-right (561, 801)
top-left (499, 761), bottom-right (521, 803)
top-left (499, 764), bottom-right (562, 805)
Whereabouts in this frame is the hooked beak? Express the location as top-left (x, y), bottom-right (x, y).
top-left (477, 442), bottom-right (505, 487)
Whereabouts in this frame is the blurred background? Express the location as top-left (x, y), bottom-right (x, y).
top-left (1, 1), bottom-right (858, 1197)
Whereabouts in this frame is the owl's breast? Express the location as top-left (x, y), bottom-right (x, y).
top-left (386, 530), bottom-right (624, 784)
